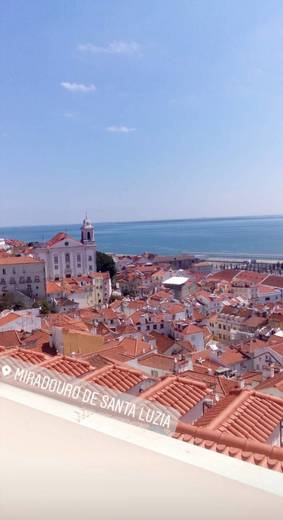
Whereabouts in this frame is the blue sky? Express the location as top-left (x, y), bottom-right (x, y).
top-left (1, 0), bottom-right (283, 226)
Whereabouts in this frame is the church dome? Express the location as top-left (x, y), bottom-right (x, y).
top-left (82, 215), bottom-right (93, 229)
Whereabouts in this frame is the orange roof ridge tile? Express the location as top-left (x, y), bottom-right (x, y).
top-left (175, 422), bottom-right (283, 464)
top-left (82, 362), bottom-right (146, 381)
top-left (204, 390), bottom-right (251, 430)
top-left (140, 375), bottom-right (210, 400)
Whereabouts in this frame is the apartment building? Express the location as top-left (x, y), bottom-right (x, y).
top-left (0, 256), bottom-right (46, 299)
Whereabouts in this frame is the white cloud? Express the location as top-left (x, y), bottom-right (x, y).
top-left (107, 125), bottom-right (136, 133)
top-left (78, 40), bottom-right (141, 55)
top-left (64, 112), bottom-right (76, 118)
top-left (61, 82), bottom-right (96, 93)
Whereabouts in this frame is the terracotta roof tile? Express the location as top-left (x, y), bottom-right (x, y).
top-left (40, 355), bottom-right (92, 377)
top-left (0, 312), bottom-right (21, 327)
top-left (0, 330), bottom-right (22, 348)
top-left (195, 389), bottom-right (283, 443)
top-left (0, 347), bottom-right (47, 364)
top-left (0, 256), bottom-right (43, 265)
top-left (83, 363), bottom-right (147, 392)
top-left (46, 232), bottom-right (69, 248)
top-left (138, 353), bottom-right (177, 371)
top-left (140, 376), bottom-right (211, 418)
top-left (175, 422), bottom-right (283, 473)
top-left (150, 331), bottom-right (175, 354)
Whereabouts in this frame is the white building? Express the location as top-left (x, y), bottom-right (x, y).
top-left (163, 275), bottom-right (191, 299)
top-left (0, 256), bottom-right (46, 299)
top-left (0, 309), bottom-right (42, 332)
top-left (35, 216), bottom-right (97, 281)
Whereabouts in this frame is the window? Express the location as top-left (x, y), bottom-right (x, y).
top-left (9, 277), bottom-right (16, 284)
top-left (89, 265), bottom-right (93, 271)
top-left (2, 269), bottom-right (6, 275)
top-left (19, 276), bottom-right (25, 284)
top-left (88, 255), bottom-right (92, 261)
top-left (54, 255), bottom-right (59, 264)
top-left (64, 241), bottom-right (69, 246)
top-left (77, 254), bottom-right (81, 262)
top-left (26, 276), bottom-right (32, 283)
top-left (35, 276), bottom-right (40, 282)
top-left (65, 253), bottom-right (70, 263)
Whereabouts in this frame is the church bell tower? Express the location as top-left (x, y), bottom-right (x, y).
top-left (81, 215), bottom-right (95, 243)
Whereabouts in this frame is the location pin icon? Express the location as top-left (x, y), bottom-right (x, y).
top-left (2, 365), bottom-right (12, 377)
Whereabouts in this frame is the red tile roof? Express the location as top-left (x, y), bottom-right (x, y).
top-left (208, 270), bottom-right (240, 283)
top-left (83, 363), bottom-right (147, 392)
top-left (40, 355), bottom-right (92, 377)
top-left (175, 422), bottom-right (283, 473)
top-left (149, 331), bottom-right (175, 354)
top-left (233, 271), bottom-right (268, 284)
top-left (0, 312), bottom-right (21, 327)
top-left (140, 376), bottom-right (211, 417)
top-left (182, 324), bottom-right (203, 335)
top-left (0, 330), bottom-right (22, 348)
top-left (256, 371), bottom-right (283, 392)
top-left (262, 275), bottom-right (283, 289)
top-left (138, 353), bottom-right (176, 371)
top-left (102, 337), bottom-right (152, 360)
top-left (46, 232), bottom-right (70, 248)
top-left (20, 330), bottom-right (50, 352)
top-left (218, 350), bottom-right (246, 366)
top-left (47, 281), bottom-right (65, 295)
top-left (0, 347), bottom-right (47, 364)
top-left (0, 256), bottom-right (43, 265)
top-left (182, 369), bottom-right (238, 396)
top-left (195, 389), bottom-right (283, 443)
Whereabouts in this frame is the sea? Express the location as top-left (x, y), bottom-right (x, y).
top-left (1, 216), bottom-right (283, 259)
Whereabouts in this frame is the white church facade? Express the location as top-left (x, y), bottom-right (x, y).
top-left (35, 217), bottom-right (97, 281)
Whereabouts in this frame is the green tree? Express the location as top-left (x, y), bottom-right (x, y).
top-left (0, 292), bottom-right (26, 312)
top-left (40, 300), bottom-right (52, 315)
top-left (96, 251), bottom-right (116, 279)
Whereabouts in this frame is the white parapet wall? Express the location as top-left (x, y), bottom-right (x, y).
top-left (0, 381), bottom-right (283, 520)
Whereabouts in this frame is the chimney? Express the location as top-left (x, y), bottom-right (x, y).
top-left (262, 363), bottom-right (275, 380)
top-left (173, 357), bottom-right (178, 374)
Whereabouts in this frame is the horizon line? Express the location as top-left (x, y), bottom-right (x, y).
top-left (1, 212), bottom-right (283, 230)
